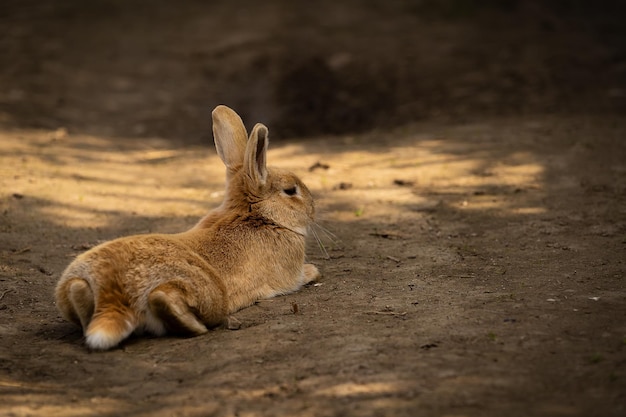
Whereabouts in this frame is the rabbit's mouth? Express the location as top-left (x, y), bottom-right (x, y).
top-left (254, 213), bottom-right (308, 238)
top-left (274, 223), bottom-right (307, 237)
top-left (287, 225), bottom-right (307, 237)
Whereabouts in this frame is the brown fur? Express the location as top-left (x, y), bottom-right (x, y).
top-left (55, 106), bottom-right (320, 350)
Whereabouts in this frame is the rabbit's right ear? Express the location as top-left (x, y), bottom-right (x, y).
top-left (244, 123), bottom-right (269, 188)
top-left (212, 105), bottom-right (248, 176)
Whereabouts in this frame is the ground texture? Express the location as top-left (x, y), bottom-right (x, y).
top-left (1, 1), bottom-right (625, 416)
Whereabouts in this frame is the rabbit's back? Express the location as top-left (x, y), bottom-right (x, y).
top-left (61, 234), bottom-right (218, 288)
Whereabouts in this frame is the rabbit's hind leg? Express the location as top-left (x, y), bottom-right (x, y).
top-left (148, 282), bottom-right (208, 336)
top-left (56, 277), bottom-right (95, 330)
top-left (68, 279), bottom-right (95, 329)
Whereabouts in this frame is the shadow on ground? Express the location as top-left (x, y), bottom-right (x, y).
top-left (1, 0), bottom-right (624, 142)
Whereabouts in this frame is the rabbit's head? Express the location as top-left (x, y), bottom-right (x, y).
top-left (212, 106), bottom-right (315, 235)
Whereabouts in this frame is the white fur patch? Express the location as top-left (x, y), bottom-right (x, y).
top-left (85, 331), bottom-right (120, 351)
top-left (85, 319), bottom-right (134, 350)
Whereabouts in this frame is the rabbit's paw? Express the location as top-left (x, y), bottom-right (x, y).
top-left (303, 263), bottom-right (320, 284)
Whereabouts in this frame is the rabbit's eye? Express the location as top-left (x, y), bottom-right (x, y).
top-left (283, 186), bottom-right (298, 196)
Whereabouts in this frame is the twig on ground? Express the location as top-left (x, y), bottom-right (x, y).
top-left (0, 289), bottom-right (13, 302)
top-left (364, 310), bottom-right (407, 317)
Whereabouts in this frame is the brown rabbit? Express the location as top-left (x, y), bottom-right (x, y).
top-left (55, 105), bottom-right (320, 350)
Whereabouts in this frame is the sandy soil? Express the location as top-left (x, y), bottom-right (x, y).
top-left (1, 1), bottom-right (625, 416)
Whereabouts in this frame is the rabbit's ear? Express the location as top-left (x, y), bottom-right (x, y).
top-left (212, 105), bottom-right (248, 174)
top-left (245, 123), bottom-right (268, 187)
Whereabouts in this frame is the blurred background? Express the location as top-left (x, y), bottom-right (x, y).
top-left (1, 0), bottom-right (624, 143)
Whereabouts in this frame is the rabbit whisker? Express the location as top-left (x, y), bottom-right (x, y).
top-left (310, 225), bottom-right (330, 260)
top-left (314, 222), bottom-right (342, 247)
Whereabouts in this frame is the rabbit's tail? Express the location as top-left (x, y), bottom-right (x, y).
top-left (85, 303), bottom-right (137, 350)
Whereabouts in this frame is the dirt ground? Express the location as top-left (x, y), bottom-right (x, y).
top-left (1, 1), bottom-right (625, 416)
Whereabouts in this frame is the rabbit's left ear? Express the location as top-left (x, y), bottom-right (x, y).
top-left (212, 105), bottom-right (248, 177)
top-left (245, 123), bottom-right (268, 187)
